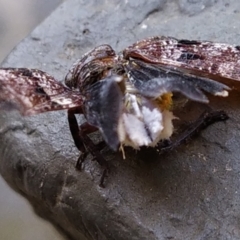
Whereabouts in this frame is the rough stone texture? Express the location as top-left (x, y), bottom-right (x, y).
top-left (1, 0), bottom-right (240, 239)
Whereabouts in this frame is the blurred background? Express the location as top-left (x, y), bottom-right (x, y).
top-left (0, 0), bottom-right (65, 239)
top-left (0, 0), bottom-right (63, 62)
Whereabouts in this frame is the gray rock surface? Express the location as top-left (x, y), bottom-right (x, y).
top-left (1, 0), bottom-right (240, 239)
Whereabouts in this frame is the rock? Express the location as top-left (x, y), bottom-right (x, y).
top-left (1, 0), bottom-right (240, 239)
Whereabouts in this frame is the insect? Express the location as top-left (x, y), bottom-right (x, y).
top-left (0, 36), bottom-right (239, 186)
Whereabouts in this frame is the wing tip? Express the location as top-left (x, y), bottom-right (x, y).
top-left (214, 90), bottom-right (229, 97)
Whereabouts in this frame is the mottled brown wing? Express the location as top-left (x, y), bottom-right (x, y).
top-left (123, 36), bottom-right (240, 82)
top-left (0, 68), bottom-right (83, 115)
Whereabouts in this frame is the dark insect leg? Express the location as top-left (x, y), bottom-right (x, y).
top-left (67, 108), bottom-right (89, 172)
top-left (157, 110), bottom-right (229, 153)
top-left (80, 121), bottom-right (99, 134)
top-left (78, 132), bottom-right (109, 187)
top-left (67, 108), bottom-right (109, 187)
top-left (67, 107), bottom-right (86, 154)
top-left (80, 122), bottom-right (107, 151)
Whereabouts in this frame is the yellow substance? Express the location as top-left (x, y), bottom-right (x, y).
top-left (155, 92), bottom-right (173, 110)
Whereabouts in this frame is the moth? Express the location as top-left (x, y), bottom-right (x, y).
top-left (0, 36), bottom-right (239, 185)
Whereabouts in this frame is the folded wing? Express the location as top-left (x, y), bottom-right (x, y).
top-left (83, 75), bottom-right (123, 150)
top-left (125, 59), bottom-right (230, 103)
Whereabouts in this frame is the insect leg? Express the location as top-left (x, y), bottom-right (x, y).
top-left (80, 122), bottom-right (107, 151)
top-left (67, 108), bottom-right (109, 187)
top-left (77, 130), bottom-right (109, 187)
top-left (67, 107), bottom-right (86, 153)
top-left (158, 110), bottom-right (229, 153)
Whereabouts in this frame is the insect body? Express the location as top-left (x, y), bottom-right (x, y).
top-left (64, 38), bottom-right (230, 152)
top-left (0, 36), bottom-right (238, 184)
